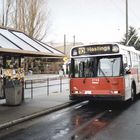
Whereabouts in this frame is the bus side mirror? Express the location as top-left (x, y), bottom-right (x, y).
top-left (125, 67), bottom-right (131, 74)
top-left (126, 70), bottom-right (131, 74)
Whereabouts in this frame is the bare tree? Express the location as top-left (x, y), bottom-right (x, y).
top-left (0, 0), bottom-right (49, 40)
top-left (25, 0), bottom-right (48, 40)
top-left (15, 0), bottom-right (25, 32)
top-left (0, 0), bottom-right (13, 27)
top-left (5, 0), bottom-right (13, 26)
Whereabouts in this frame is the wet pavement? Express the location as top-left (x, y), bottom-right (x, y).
top-left (94, 100), bottom-right (140, 140)
top-left (0, 92), bottom-right (70, 127)
top-left (1, 100), bottom-right (140, 140)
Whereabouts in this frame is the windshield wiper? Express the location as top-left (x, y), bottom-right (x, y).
top-left (98, 66), bottom-right (110, 83)
top-left (83, 73), bottom-right (88, 84)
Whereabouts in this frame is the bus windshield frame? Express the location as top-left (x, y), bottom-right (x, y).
top-left (71, 55), bottom-right (123, 78)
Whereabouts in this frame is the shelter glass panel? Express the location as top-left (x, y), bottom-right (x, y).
top-left (12, 32), bottom-right (51, 53)
top-left (0, 29), bottom-right (37, 51)
top-left (0, 35), bottom-right (20, 50)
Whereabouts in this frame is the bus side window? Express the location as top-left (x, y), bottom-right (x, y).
top-left (123, 55), bottom-right (128, 68)
top-left (123, 55), bottom-right (130, 74)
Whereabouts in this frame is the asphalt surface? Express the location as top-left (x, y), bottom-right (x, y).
top-left (94, 100), bottom-right (140, 140)
top-left (1, 100), bottom-right (140, 140)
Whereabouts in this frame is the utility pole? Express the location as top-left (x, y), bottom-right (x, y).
top-left (73, 35), bottom-right (75, 46)
top-left (64, 34), bottom-right (66, 54)
top-left (126, 0), bottom-right (129, 44)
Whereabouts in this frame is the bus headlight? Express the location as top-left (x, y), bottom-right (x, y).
top-left (74, 91), bottom-right (79, 94)
top-left (113, 91), bottom-right (119, 94)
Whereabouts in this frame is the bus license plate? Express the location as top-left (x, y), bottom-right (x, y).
top-left (85, 91), bottom-right (92, 94)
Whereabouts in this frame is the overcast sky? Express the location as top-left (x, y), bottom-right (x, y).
top-left (46, 0), bottom-right (140, 44)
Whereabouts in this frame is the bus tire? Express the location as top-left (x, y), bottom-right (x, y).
top-left (131, 83), bottom-right (136, 102)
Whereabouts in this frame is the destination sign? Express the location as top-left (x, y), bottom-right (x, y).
top-left (71, 45), bottom-right (119, 56)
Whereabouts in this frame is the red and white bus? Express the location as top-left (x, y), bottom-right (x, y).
top-left (69, 43), bottom-right (140, 101)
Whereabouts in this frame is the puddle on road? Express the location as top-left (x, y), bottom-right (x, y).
top-left (69, 102), bottom-right (131, 140)
top-left (52, 128), bottom-right (70, 139)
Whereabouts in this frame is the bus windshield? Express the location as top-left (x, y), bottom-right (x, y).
top-left (71, 56), bottom-right (122, 78)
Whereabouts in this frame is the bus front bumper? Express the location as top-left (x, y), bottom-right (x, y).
top-left (69, 94), bottom-right (125, 101)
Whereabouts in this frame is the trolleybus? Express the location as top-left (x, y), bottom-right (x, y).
top-left (69, 43), bottom-right (140, 101)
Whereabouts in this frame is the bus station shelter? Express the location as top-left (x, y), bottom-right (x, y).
top-left (0, 27), bottom-right (64, 105)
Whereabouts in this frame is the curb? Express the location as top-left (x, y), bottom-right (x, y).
top-left (0, 101), bottom-right (75, 130)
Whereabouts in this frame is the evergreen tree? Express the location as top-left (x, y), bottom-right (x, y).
top-left (121, 26), bottom-right (140, 50)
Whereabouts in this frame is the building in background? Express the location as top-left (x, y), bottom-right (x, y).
top-left (47, 42), bottom-right (84, 75)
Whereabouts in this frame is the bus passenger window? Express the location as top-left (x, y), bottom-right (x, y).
top-left (123, 56), bottom-right (128, 68)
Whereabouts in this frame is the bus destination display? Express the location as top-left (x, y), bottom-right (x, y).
top-left (72, 45), bottom-right (119, 56)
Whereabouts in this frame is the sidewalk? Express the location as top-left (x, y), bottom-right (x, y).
top-left (0, 74), bottom-right (71, 130)
top-left (24, 74), bottom-right (60, 80)
top-left (0, 91), bottom-right (72, 130)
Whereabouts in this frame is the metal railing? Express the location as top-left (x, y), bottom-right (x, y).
top-left (24, 77), bottom-right (69, 99)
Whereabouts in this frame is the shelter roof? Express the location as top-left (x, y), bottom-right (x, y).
top-left (0, 27), bottom-right (64, 57)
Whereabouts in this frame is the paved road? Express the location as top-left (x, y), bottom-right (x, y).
top-left (1, 99), bottom-right (140, 140)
